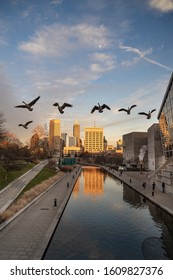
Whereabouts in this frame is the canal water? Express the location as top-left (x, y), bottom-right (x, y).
top-left (44, 167), bottom-right (173, 260)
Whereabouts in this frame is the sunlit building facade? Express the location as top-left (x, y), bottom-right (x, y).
top-left (84, 127), bottom-right (104, 153)
top-left (73, 121), bottom-right (80, 147)
top-left (158, 73), bottom-right (173, 159)
top-left (49, 119), bottom-right (61, 154)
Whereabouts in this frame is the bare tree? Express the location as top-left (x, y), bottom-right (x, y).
top-left (32, 125), bottom-right (46, 139)
top-left (0, 111), bottom-right (6, 141)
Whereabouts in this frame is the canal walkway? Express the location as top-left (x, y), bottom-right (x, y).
top-left (0, 166), bottom-right (81, 259)
top-left (0, 165), bottom-right (172, 260)
top-left (103, 166), bottom-right (173, 216)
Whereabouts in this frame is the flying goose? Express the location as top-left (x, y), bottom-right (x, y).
top-left (15, 96), bottom-right (40, 111)
top-left (118, 105), bottom-right (137, 114)
top-left (18, 121), bottom-right (33, 129)
top-left (138, 109), bottom-right (156, 119)
top-left (53, 102), bottom-right (73, 114)
top-left (91, 103), bottom-right (111, 114)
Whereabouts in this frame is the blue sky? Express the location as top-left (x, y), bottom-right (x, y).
top-left (0, 0), bottom-right (173, 145)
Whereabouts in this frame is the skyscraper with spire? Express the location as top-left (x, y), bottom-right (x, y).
top-left (73, 120), bottom-right (80, 147)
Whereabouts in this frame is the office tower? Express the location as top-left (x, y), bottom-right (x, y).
top-left (84, 127), bottom-right (104, 153)
top-left (49, 119), bottom-right (61, 154)
top-left (73, 120), bottom-right (80, 147)
top-left (69, 136), bottom-right (77, 147)
top-left (61, 133), bottom-right (68, 147)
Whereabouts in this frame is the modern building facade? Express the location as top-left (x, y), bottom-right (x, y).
top-left (123, 132), bottom-right (148, 167)
top-left (68, 136), bottom-right (77, 147)
top-left (73, 121), bottom-right (80, 147)
top-left (158, 72), bottom-right (173, 159)
top-left (147, 123), bottom-right (163, 171)
top-left (49, 119), bottom-right (61, 154)
top-left (84, 127), bottom-right (104, 153)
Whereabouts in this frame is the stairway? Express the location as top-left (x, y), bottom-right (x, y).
top-left (148, 156), bottom-right (173, 195)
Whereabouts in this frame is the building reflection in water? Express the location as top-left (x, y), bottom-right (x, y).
top-left (122, 182), bottom-right (173, 259)
top-left (123, 183), bottom-right (147, 209)
top-left (44, 167), bottom-right (173, 260)
top-left (73, 180), bottom-right (79, 200)
top-left (73, 166), bottom-right (104, 200)
top-left (148, 203), bottom-right (173, 259)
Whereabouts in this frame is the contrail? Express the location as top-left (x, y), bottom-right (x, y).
top-left (119, 43), bottom-right (173, 72)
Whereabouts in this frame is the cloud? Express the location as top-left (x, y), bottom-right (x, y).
top-left (19, 23), bottom-right (112, 57)
top-left (119, 43), bottom-right (173, 71)
top-left (50, 0), bottom-right (64, 4)
top-left (149, 0), bottom-right (173, 12)
top-left (90, 52), bottom-right (116, 73)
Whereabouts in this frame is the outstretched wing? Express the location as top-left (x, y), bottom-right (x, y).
top-left (29, 96), bottom-right (40, 106)
top-left (138, 112), bottom-right (148, 116)
top-left (62, 103), bottom-right (73, 109)
top-left (91, 105), bottom-right (98, 113)
top-left (53, 103), bottom-right (59, 107)
top-left (130, 105), bottom-right (137, 110)
top-left (118, 108), bottom-right (127, 112)
top-left (102, 104), bottom-right (111, 110)
top-left (150, 109), bottom-right (156, 114)
top-left (25, 121), bottom-right (33, 126)
top-left (15, 105), bottom-right (26, 108)
top-left (18, 124), bottom-right (23, 126)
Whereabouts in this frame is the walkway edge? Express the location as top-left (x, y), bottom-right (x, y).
top-left (102, 166), bottom-right (173, 217)
top-left (0, 173), bottom-right (66, 233)
top-left (34, 169), bottom-right (81, 260)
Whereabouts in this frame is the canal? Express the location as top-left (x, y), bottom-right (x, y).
top-left (44, 166), bottom-right (173, 260)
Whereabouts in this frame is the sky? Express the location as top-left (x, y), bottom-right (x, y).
top-left (0, 0), bottom-right (173, 146)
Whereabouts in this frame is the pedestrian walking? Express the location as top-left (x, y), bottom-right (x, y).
top-left (142, 182), bottom-right (146, 189)
top-left (162, 182), bottom-right (165, 193)
top-left (152, 181), bottom-right (156, 191)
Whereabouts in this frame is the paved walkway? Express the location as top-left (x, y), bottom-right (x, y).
top-left (0, 166), bottom-right (81, 259)
top-left (103, 167), bottom-right (173, 216)
top-left (0, 160), bottom-right (48, 214)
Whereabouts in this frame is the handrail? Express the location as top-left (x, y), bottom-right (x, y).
top-left (147, 155), bottom-right (173, 181)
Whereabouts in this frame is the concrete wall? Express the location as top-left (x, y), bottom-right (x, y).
top-left (123, 132), bottom-right (148, 167)
top-left (148, 124), bottom-right (163, 171)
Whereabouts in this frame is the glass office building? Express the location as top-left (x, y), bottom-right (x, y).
top-left (158, 73), bottom-right (173, 158)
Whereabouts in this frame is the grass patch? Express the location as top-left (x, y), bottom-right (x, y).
top-left (0, 169), bottom-right (65, 223)
top-left (0, 162), bottom-right (35, 191)
top-left (18, 167), bottom-right (57, 197)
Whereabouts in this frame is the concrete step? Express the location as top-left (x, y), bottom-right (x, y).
top-left (156, 173), bottom-right (172, 185)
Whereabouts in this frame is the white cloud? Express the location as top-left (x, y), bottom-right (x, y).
top-left (19, 23), bottom-right (112, 57)
top-left (90, 52), bottom-right (116, 74)
top-left (119, 43), bottom-right (173, 71)
top-left (149, 0), bottom-right (173, 12)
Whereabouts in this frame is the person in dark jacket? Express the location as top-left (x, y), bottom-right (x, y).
top-left (162, 182), bottom-right (165, 193)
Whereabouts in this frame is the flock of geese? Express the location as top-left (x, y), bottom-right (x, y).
top-left (14, 95), bottom-right (156, 129)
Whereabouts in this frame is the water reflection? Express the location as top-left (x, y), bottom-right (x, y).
top-left (44, 167), bottom-right (173, 260)
top-left (83, 167), bottom-right (104, 197)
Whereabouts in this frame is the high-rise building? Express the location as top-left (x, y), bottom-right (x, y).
top-left (84, 127), bottom-right (104, 153)
top-left (69, 136), bottom-right (77, 147)
top-left (73, 120), bottom-right (80, 147)
top-left (49, 119), bottom-right (61, 154)
top-left (61, 133), bottom-right (68, 146)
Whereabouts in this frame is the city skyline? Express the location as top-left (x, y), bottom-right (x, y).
top-left (1, 0), bottom-right (173, 145)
